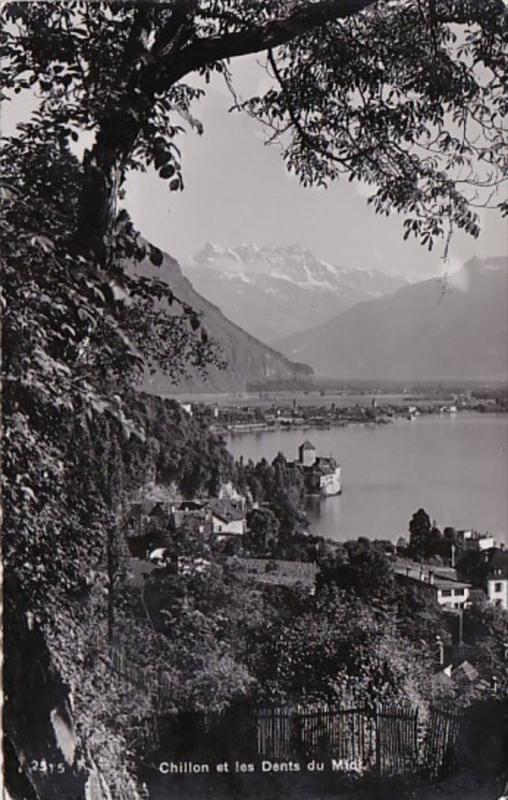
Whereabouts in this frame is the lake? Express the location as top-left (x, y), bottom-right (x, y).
top-left (226, 413), bottom-right (508, 544)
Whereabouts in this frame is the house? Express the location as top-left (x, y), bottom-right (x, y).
top-left (458, 547), bottom-right (508, 610)
top-left (209, 499), bottom-right (246, 536)
top-left (466, 534), bottom-right (497, 552)
top-left (486, 550), bottom-right (508, 609)
top-left (163, 497), bottom-right (248, 538)
top-left (470, 535), bottom-right (496, 552)
top-left (456, 529), bottom-right (497, 552)
top-left (393, 559), bottom-right (471, 609)
top-left (226, 557), bottom-right (318, 594)
top-left (432, 577), bottom-right (471, 609)
top-left (290, 441), bottom-right (342, 496)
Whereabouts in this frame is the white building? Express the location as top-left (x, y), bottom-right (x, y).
top-left (457, 547), bottom-right (508, 610)
top-left (393, 560), bottom-right (471, 609)
top-left (487, 575), bottom-right (508, 609)
top-left (457, 530), bottom-right (497, 552)
top-left (485, 550), bottom-right (508, 609)
top-left (210, 499), bottom-right (246, 536)
top-left (467, 535), bottom-right (496, 552)
top-left (433, 576), bottom-right (471, 609)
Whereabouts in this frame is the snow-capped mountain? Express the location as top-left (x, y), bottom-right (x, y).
top-left (182, 243), bottom-right (407, 344)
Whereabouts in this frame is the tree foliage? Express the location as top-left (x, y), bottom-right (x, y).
top-left (319, 538), bottom-right (397, 602)
top-left (2, 0), bottom-right (506, 255)
top-left (1, 134), bottom-right (223, 606)
top-left (235, 453), bottom-right (307, 539)
top-left (407, 508), bottom-right (448, 559)
top-left (245, 507), bottom-right (281, 555)
top-left (463, 604), bottom-right (508, 693)
top-left (252, 586), bottom-right (434, 709)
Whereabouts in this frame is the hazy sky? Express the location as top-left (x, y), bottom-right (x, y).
top-left (125, 56), bottom-right (507, 279)
top-left (2, 55), bottom-right (506, 279)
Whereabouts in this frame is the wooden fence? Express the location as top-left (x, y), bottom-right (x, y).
top-left (424, 704), bottom-right (463, 779)
top-left (91, 635), bottom-right (462, 779)
top-left (256, 704), bottom-right (420, 777)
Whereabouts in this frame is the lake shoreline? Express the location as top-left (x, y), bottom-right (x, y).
top-left (225, 412), bottom-right (508, 545)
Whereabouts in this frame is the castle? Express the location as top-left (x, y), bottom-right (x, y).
top-left (291, 440), bottom-right (342, 496)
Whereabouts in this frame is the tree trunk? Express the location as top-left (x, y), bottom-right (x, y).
top-left (77, 155), bottom-right (120, 264)
top-left (73, 0), bottom-right (378, 261)
top-left (106, 521), bottom-right (116, 646)
top-left (75, 111), bottom-right (142, 264)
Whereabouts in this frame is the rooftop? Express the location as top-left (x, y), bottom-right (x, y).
top-left (393, 561), bottom-right (470, 590)
top-left (457, 547), bottom-right (508, 583)
top-left (452, 660), bottom-right (479, 683)
top-left (433, 578), bottom-right (471, 591)
top-left (315, 456), bottom-right (339, 471)
top-left (209, 499), bottom-right (245, 523)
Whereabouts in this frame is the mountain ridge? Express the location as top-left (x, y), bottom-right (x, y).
top-left (128, 245), bottom-right (313, 394)
top-left (276, 256), bottom-right (508, 382)
top-left (182, 242), bottom-right (408, 344)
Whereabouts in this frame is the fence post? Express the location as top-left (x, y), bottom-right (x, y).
top-left (375, 703), bottom-right (382, 778)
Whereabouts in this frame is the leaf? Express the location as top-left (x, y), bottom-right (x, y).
top-left (159, 164), bottom-right (175, 180)
top-left (30, 235), bottom-right (54, 254)
top-left (21, 486), bottom-right (37, 502)
top-left (149, 246), bottom-right (163, 267)
top-left (108, 282), bottom-right (128, 302)
top-left (0, 181), bottom-right (19, 202)
top-left (154, 151), bottom-right (172, 169)
top-left (169, 178), bottom-right (180, 192)
top-left (77, 307), bottom-right (94, 321)
top-left (135, 243), bottom-right (146, 261)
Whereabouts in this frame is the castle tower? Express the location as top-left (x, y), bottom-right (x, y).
top-left (298, 440), bottom-right (317, 467)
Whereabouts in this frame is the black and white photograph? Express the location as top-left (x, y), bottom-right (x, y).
top-left (2, 1), bottom-right (508, 799)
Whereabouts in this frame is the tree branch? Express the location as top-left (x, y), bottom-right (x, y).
top-left (266, 48), bottom-right (352, 172)
top-left (154, 0), bottom-right (378, 92)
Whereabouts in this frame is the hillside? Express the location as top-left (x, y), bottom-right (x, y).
top-left (129, 245), bottom-right (313, 393)
top-left (182, 243), bottom-right (407, 344)
top-left (276, 257), bottom-right (508, 382)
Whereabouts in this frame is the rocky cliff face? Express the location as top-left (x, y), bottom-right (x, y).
top-left (4, 586), bottom-right (145, 800)
top-left (182, 242), bottom-right (407, 344)
top-left (129, 245), bottom-right (313, 394)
